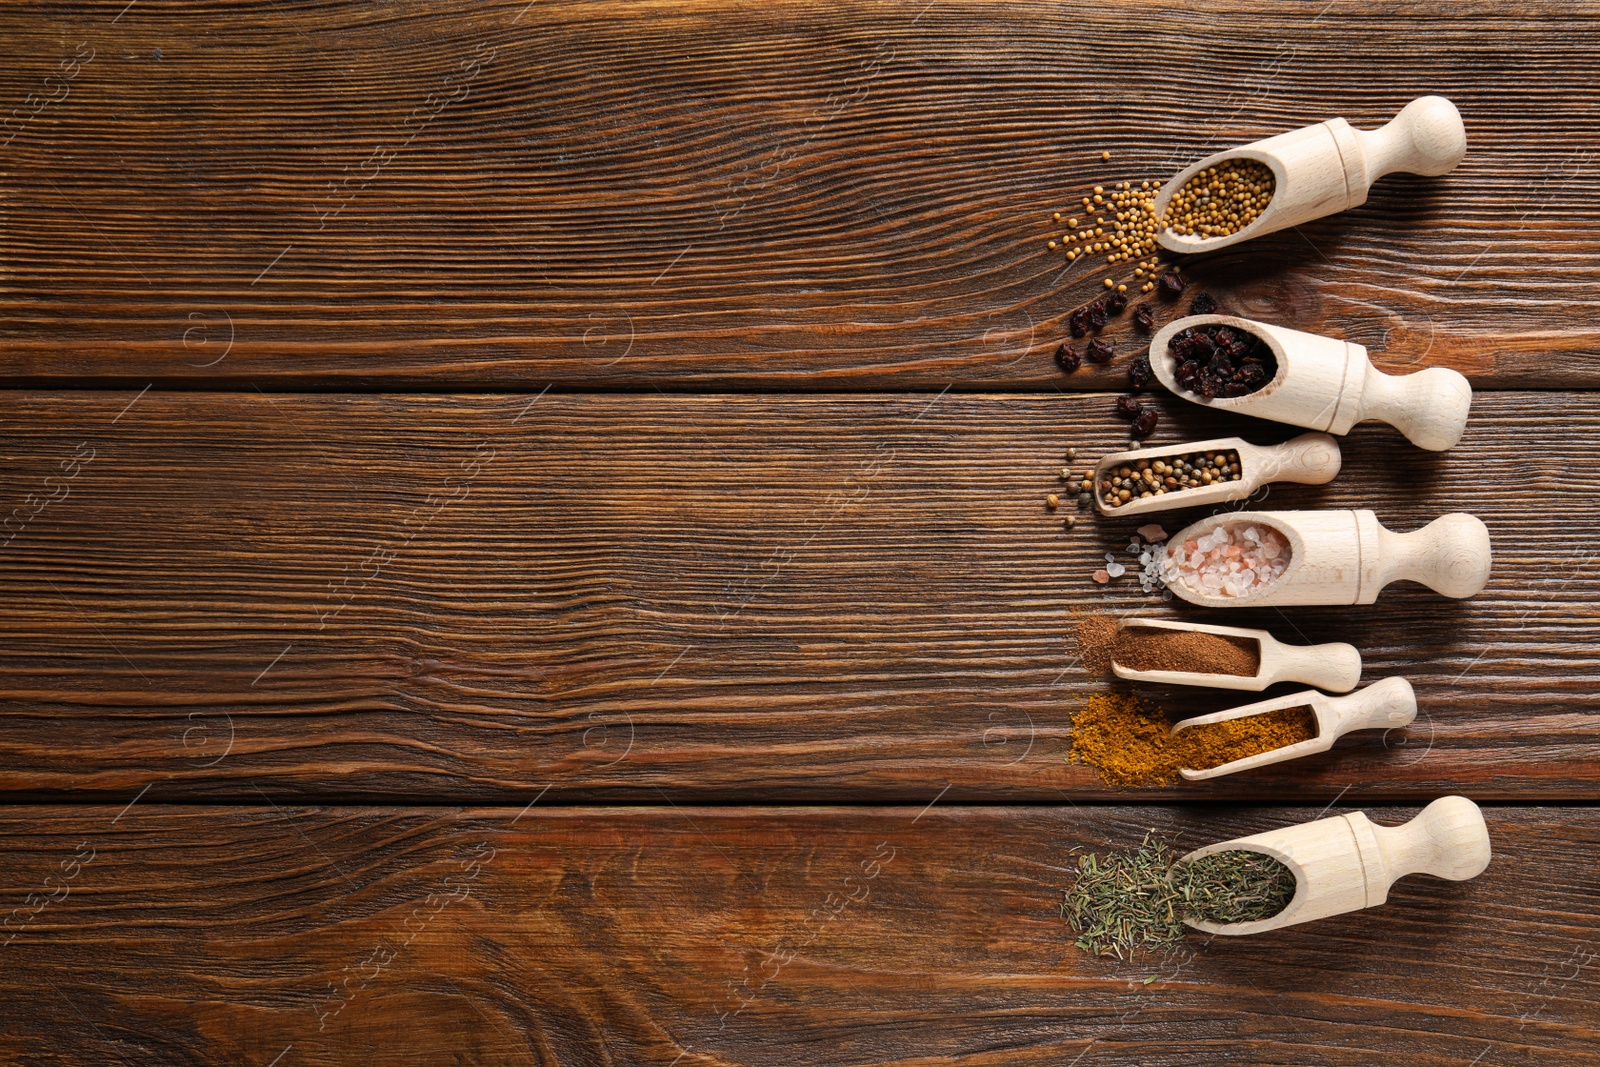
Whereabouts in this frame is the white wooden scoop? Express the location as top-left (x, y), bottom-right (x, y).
top-left (1170, 676), bottom-right (1414, 781)
top-left (1151, 313), bottom-right (1473, 452)
top-left (1091, 433), bottom-right (1340, 517)
top-left (1161, 509), bottom-right (1491, 607)
top-left (1180, 795), bottom-right (1491, 935)
top-left (1154, 96), bottom-right (1467, 254)
top-left (1110, 618), bottom-right (1360, 693)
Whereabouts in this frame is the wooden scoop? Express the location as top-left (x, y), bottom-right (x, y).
top-left (1170, 676), bottom-right (1415, 781)
top-left (1110, 618), bottom-right (1361, 693)
top-left (1180, 796), bottom-right (1491, 935)
top-left (1150, 313), bottom-right (1473, 452)
top-left (1092, 432), bottom-right (1340, 517)
top-left (1154, 96), bottom-right (1467, 254)
top-left (1160, 509), bottom-right (1492, 607)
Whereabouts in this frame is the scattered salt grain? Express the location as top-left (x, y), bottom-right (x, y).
top-left (1093, 569), bottom-right (1111, 584)
top-left (1106, 561), bottom-right (1126, 578)
top-left (1136, 524), bottom-right (1168, 543)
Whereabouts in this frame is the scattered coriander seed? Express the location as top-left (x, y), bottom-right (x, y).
top-left (1077, 492), bottom-right (1092, 508)
top-left (1066, 516), bottom-right (1078, 528)
top-left (1066, 447), bottom-right (1077, 459)
top-left (1047, 493), bottom-right (1060, 510)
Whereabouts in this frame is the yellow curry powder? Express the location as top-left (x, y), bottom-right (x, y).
top-left (1068, 693), bottom-right (1318, 787)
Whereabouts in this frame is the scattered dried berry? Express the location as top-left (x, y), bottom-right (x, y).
top-left (1158, 270), bottom-right (1187, 297)
top-left (1086, 300), bottom-right (1109, 330)
top-left (1069, 307), bottom-right (1089, 338)
top-left (1190, 292), bottom-right (1219, 316)
top-left (1105, 291), bottom-right (1128, 314)
top-left (1056, 344), bottom-right (1082, 373)
top-left (1085, 339), bottom-right (1115, 364)
top-left (1133, 304), bottom-right (1156, 331)
top-left (1128, 355), bottom-right (1153, 390)
top-left (1115, 395), bottom-right (1143, 419)
top-left (1130, 408), bottom-right (1160, 438)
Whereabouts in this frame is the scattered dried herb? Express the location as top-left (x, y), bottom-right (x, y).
top-left (1063, 832), bottom-right (1297, 959)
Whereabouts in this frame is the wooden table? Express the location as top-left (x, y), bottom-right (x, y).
top-left (2, 2), bottom-right (1596, 1063)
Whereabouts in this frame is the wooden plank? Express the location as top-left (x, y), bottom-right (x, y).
top-left (0, 804), bottom-right (1595, 1065)
top-left (0, 390), bottom-right (1594, 803)
top-left (1, 1), bottom-right (1597, 388)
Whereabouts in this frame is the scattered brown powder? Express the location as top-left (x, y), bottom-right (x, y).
top-left (1075, 614), bottom-right (1121, 675)
top-left (1114, 624), bottom-right (1260, 677)
top-left (1068, 693), bottom-right (1319, 787)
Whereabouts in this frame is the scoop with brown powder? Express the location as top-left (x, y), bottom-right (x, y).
top-left (1076, 614), bottom-right (1261, 679)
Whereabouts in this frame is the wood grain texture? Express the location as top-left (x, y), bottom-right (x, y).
top-left (1, 804), bottom-right (1595, 1066)
top-left (1, 0), bottom-right (1598, 389)
top-left (1, 389), bottom-right (1594, 803)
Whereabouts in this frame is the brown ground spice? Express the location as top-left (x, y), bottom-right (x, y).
top-left (1068, 693), bottom-right (1318, 786)
top-left (1113, 625), bottom-right (1260, 677)
top-left (1075, 614), bottom-right (1121, 675)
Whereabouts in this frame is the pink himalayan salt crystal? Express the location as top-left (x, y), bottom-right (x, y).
top-left (1160, 522), bottom-right (1291, 599)
top-left (1093, 569), bottom-right (1111, 584)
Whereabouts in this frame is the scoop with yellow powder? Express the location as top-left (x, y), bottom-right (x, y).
top-left (1171, 677), bottom-right (1417, 781)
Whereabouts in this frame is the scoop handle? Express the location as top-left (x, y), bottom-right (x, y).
top-left (1359, 363), bottom-right (1473, 451)
top-left (1374, 513), bottom-right (1492, 598)
top-left (1266, 638), bottom-right (1362, 693)
top-left (1371, 796), bottom-right (1491, 882)
top-left (1324, 676), bottom-right (1416, 736)
top-left (1254, 432), bottom-right (1342, 487)
top-left (1356, 96), bottom-right (1467, 179)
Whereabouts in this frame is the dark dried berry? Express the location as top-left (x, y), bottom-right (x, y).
top-left (1221, 381), bottom-right (1252, 397)
top-left (1068, 309), bottom-right (1089, 338)
top-left (1234, 362), bottom-right (1267, 387)
top-left (1214, 328), bottom-right (1235, 347)
top-left (1190, 292), bottom-right (1219, 316)
top-left (1106, 291), bottom-right (1128, 314)
top-left (1171, 336), bottom-right (1198, 360)
top-left (1133, 304), bottom-right (1155, 331)
top-left (1130, 408), bottom-right (1159, 438)
top-left (1085, 339), bottom-right (1114, 364)
top-left (1157, 270), bottom-right (1187, 296)
top-left (1190, 333), bottom-right (1215, 358)
top-left (1055, 343), bottom-right (1082, 373)
top-left (1086, 301), bottom-right (1109, 330)
top-left (1194, 375), bottom-right (1220, 399)
top-left (1226, 340), bottom-right (1250, 359)
top-left (1175, 360), bottom-right (1202, 389)
top-left (1114, 394), bottom-right (1143, 419)
top-left (1208, 353), bottom-right (1235, 378)
top-left (1128, 355), bottom-right (1153, 389)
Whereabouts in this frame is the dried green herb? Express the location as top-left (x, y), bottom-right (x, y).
top-left (1061, 832), bottom-right (1297, 959)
